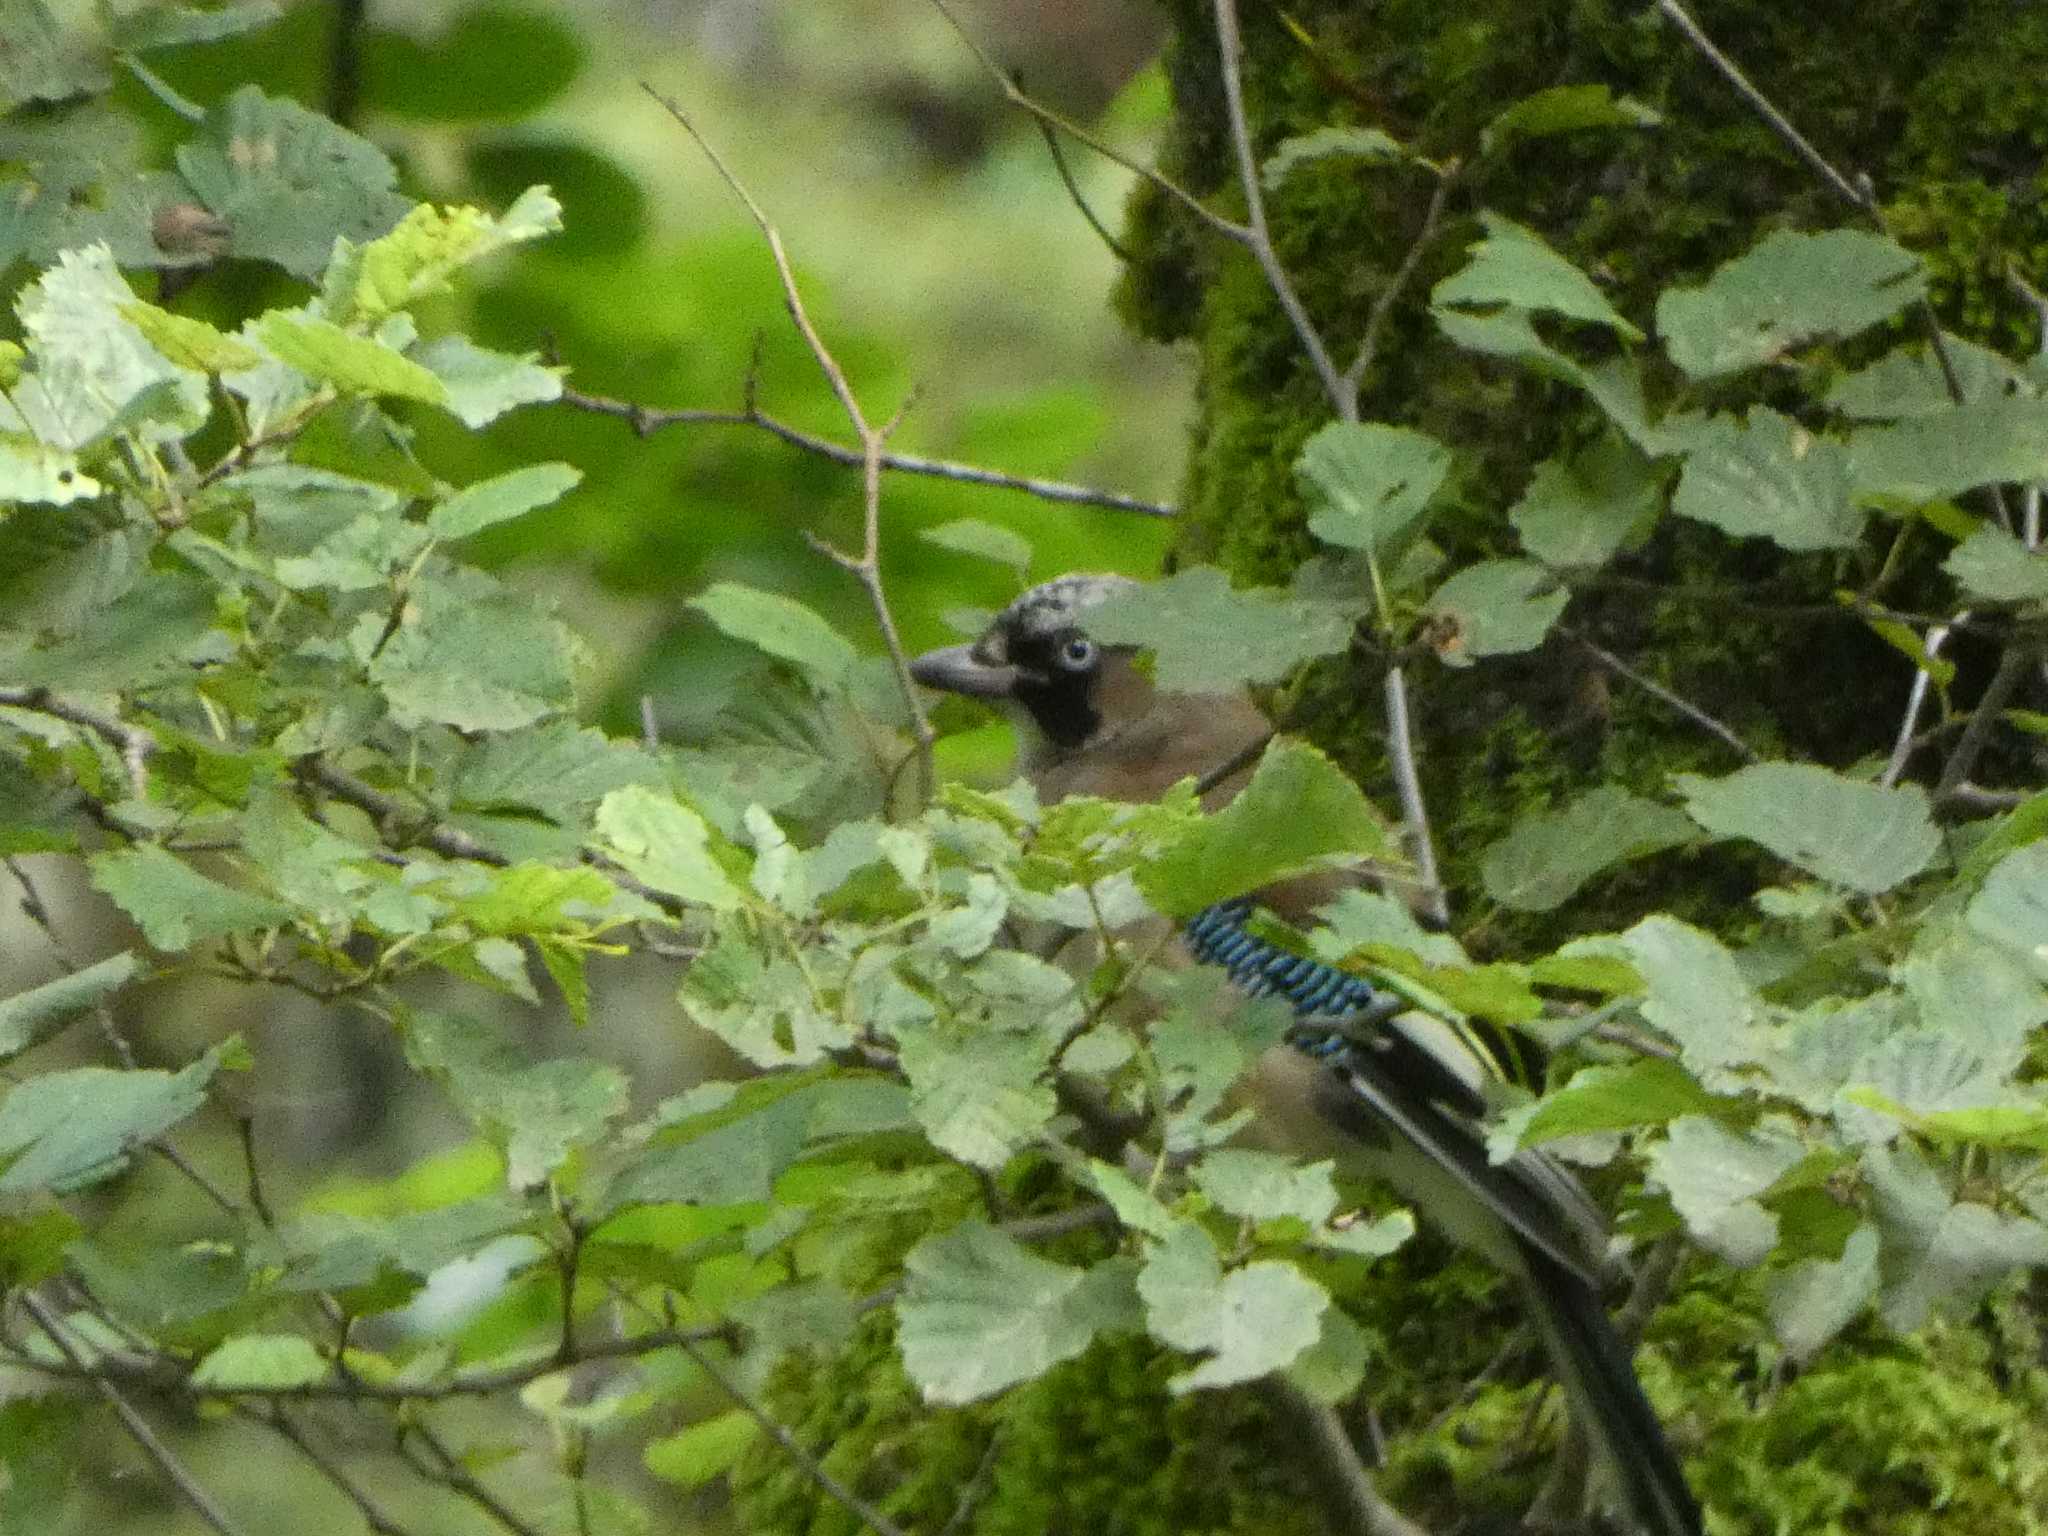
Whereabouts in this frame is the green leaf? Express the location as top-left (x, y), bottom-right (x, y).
top-left (1966, 841), bottom-right (2048, 981)
top-left (174, 84), bottom-right (411, 279)
top-left (191, 1334), bottom-right (327, 1392)
top-left (1864, 1141), bottom-right (2048, 1328)
top-left (330, 188), bottom-right (562, 325)
top-left (256, 312), bottom-right (448, 406)
top-left (1827, 337), bottom-right (2027, 420)
top-left (1432, 213), bottom-right (1642, 338)
top-left (897, 1222), bottom-right (1137, 1403)
top-left (1850, 399), bottom-right (2048, 501)
top-left (402, 1011), bottom-right (628, 1190)
top-left (1296, 421), bottom-right (1452, 555)
top-left (0, 953), bottom-right (139, 1063)
top-left (1082, 566), bottom-right (1353, 692)
top-left (1480, 786), bottom-right (1695, 912)
top-left (454, 721), bottom-right (664, 829)
top-left (690, 582), bottom-right (859, 691)
top-left (0, 1045), bottom-right (229, 1193)
top-left (917, 518), bottom-right (1032, 573)
top-left (644, 1409), bottom-right (759, 1489)
top-left (117, 301), bottom-right (266, 374)
top-left (1646, 1116), bottom-right (1805, 1265)
top-left (679, 922), bottom-right (850, 1068)
top-left (895, 1025), bottom-right (1056, 1171)
top-left (1503, 1059), bottom-right (1719, 1148)
top-left (1765, 1224), bottom-right (1879, 1363)
top-left (89, 846), bottom-right (292, 952)
top-left (428, 463), bottom-right (581, 539)
top-left (1655, 229), bottom-right (1924, 380)
top-left (0, 436), bottom-right (98, 505)
top-left (1432, 306), bottom-right (1666, 453)
top-left (1480, 84), bottom-right (1661, 154)
top-left (608, 1091), bottom-right (811, 1210)
top-left (13, 244), bottom-right (208, 447)
top-left (1138, 740), bottom-right (1394, 916)
top-left (1423, 559), bottom-right (1568, 663)
top-left (1137, 1220), bottom-right (1326, 1391)
top-left (1675, 763), bottom-right (1938, 893)
top-left (1083, 1159), bottom-right (1176, 1238)
top-left (1262, 125), bottom-right (1405, 188)
top-left (592, 787), bottom-right (740, 909)
top-left (1509, 433), bottom-right (1661, 568)
top-left (1607, 916), bottom-right (1766, 1074)
top-left (1193, 1150), bottom-right (1339, 1225)
top-left (366, 579), bottom-right (577, 732)
top-left (410, 335), bottom-right (562, 427)
top-left (1943, 525), bottom-right (2048, 603)
top-left (1898, 932), bottom-right (2045, 1079)
top-left (1671, 408), bottom-right (1862, 551)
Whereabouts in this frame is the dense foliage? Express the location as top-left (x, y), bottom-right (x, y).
top-left (5, 4), bottom-right (2048, 1535)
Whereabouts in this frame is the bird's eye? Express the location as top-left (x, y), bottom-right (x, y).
top-left (1059, 637), bottom-right (1098, 671)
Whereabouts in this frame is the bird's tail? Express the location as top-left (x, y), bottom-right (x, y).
top-left (1518, 1242), bottom-right (1701, 1536)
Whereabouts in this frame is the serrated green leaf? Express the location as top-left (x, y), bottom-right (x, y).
top-left (429, 463), bottom-right (581, 539)
top-left (1766, 1224), bottom-right (1878, 1363)
top-left (1656, 229), bottom-right (1923, 380)
top-left (1646, 1116), bottom-right (1804, 1265)
top-left (1138, 740), bottom-right (1393, 916)
top-left (1966, 840), bottom-right (2048, 982)
top-left (1262, 125), bottom-right (1405, 188)
top-left (402, 1011), bottom-right (627, 1190)
top-left (608, 1091), bottom-right (811, 1210)
top-left (1676, 763), bottom-right (1937, 893)
top-left (366, 580), bottom-right (577, 731)
top-left (1504, 1059), bottom-right (1719, 1148)
top-left (89, 846), bottom-right (292, 951)
top-left (117, 301), bottom-right (265, 374)
top-left (1296, 421), bottom-right (1452, 555)
top-left (592, 786), bottom-right (739, 909)
top-left (1082, 566), bottom-right (1352, 692)
top-left (1670, 408), bottom-right (1861, 551)
top-left (334, 189), bottom-right (562, 325)
top-left (175, 85), bottom-right (411, 279)
top-left (1138, 1220), bottom-right (1326, 1391)
top-left (0, 1045), bottom-right (229, 1193)
top-left (1432, 306), bottom-right (1665, 453)
top-left (897, 1222), bottom-right (1137, 1403)
top-left (1828, 337), bottom-right (2027, 420)
top-left (896, 1025), bottom-right (1056, 1170)
top-left (1432, 213), bottom-right (1641, 338)
top-left (410, 334), bottom-right (562, 427)
top-left (1481, 787), bottom-right (1695, 912)
top-left (1864, 1140), bottom-right (2048, 1328)
top-left (191, 1334), bottom-right (327, 1392)
top-left (1480, 84), bottom-right (1661, 154)
top-left (1423, 558), bottom-right (1568, 663)
top-left (1509, 433), bottom-right (1661, 568)
top-left (691, 582), bottom-right (858, 691)
top-left (644, 1409), bottom-right (759, 1489)
top-left (257, 312), bottom-right (448, 405)
top-left (1193, 1149), bottom-right (1339, 1225)
top-left (0, 953), bottom-right (139, 1063)
top-left (917, 518), bottom-right (1032, 572)
top-left (679, 921), bottom-right (850, 1067)
top-left (1850, 398), bottom-right (2048, 501)
top-left (1083, 1159), bottom-right (1176, 1238)
top-left (1607, 916), bottom-right (1765, 1073)
top-left (1944, 525), bottom-right (2048, 603)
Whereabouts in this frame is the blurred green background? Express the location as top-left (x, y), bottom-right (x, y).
top-left (0, 2), bottom-right (1186, 1529)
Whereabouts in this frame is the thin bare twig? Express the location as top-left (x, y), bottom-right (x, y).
top-left (20, 1292), bottom-right (250, 1536)
top-left (1259, 1377), bottom-right (1431, 1536)
top-left (642, 85), bottom-right (938, 806)
top-left (1881, 616), bottom-right (1961, 788)
top-left (1342, 165), bottom-right (1460, 408)
top-left (1030, 106), bottom-right (1134, 262)
top-left (1565, 630), bottom-right (1760, 763)
top-left (0, 686), bottom-right (156, 797)
top-left (398, 1419), bottom-right (545, 1536)
top-left (1382, 665), bottom-right (1448, 927)
top-left (246, 1405), bottom-right (413, 1536)
top-left (1936, 642), bottom-right (2036, 802)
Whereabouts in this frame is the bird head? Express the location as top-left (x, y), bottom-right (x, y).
top-left (909, 573), bottom-right (1148, 764)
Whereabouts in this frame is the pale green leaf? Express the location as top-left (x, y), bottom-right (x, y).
top-left (592, 787), bottom-right (739, 909)
top-left (1138, 740), bottom-right (1393, 916)
top-left (1850, 398), bottom-right (2048, 502)
top-left (366, 581), bottom-right (577, 731)
top-left (644, 1410), bottom-right (759, 1489)
top-left (1481, 84), bottom-right (1661, 154)
top-left (1607, 916), bottom-right (1766, 1074)
top-left (1296, 421), bottom-right (1452, 554)
top-left (1501, 1059), bottom-right (1719, 1149)
top-left (1509, 433), bottom-right (1661, 568)
top-left (1966, 841), bottom-right (2048, 981)
top-left (1082, 566), bottom-right (1352, 692)
top-left (0, 953), bottom-right (139, 1063)
top-left (191, 1335), bottom-right (327, 1392)
top-left (0, 436), bottom-right (98, 504)
top-left (1944, 525), bottom-right (2048, 603)
top-left (1433, 213), bottom-right (1641, 338)
top-left (1083, 1159), bottom-right (1176, 1238)
top-left (1646, 1116), bottom-right (1804, 1265)
top-left (89, 846), bottom-right (291, 952)
top-left (1262, 125), bottom-right (1405, 188)
top-left (1480, 786), bottom-right (1695, 912)
top-left (1656, 229), bottom-right (1924, 380)
top-left (895, 1026), bottom-right (1056, 1170)
top-left (1765, 1224), bottom-right (1879, 1363)
top-left (1192, 1150), bottom-right (1338, 1225)
top-left (691, 582), bottom-right (858, 691)
top-left (1137, 1221), bottom-right (1326, 1392)
top-left (1864, 1141), bottom-right (2048, 1328)
top-left (1676, 763), bottom-right (1938, 893)
top-left (1897, 932), bottom-right (2046, 1080)
top-left (410, 334), bottom-right (562, 427)
top-left (897, 1222), bottom-right (1136, 1403)
top-left (0, 1045), bottom-right (229, 1193)
top-left (256, 312), bottom-right (448, 405)
top-left (1670, 408), bottom-right (1861, 551)
top-left (429, 463), bottom-right (581, 539)
top-left (1827, 337), bottom-right (2027, 420)
top-left (917, 518), bottom-right (1032, 573)
top-left (608, 1092), bottom-right (811, 1210)
top-left (1423, 558), bottom-right (1568, 663)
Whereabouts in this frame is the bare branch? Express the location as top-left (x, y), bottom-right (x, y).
top-left (1881, 616), bottom-right (1961, 788)
top-left (1565, 630), bottom-right (1760, 763)
top-left (1382, 665), bottom-right (1448, 926)
top-left (246, 1404), bottom-right (414, 1536)
top-left (1936, 642), bottom-right (2036, 802)
top-left (1258, 1376), bottom-right (1433, 1536)
top-left (1030, 105), bottom-right (1134, 262)
top-left (1344, 165), bottom-right (1460, 401)
top-left (398, 1418), bottom-right (545, 1536)
top-left (20, 1292), bottom-right (250, 1536)
top-left (0, 686), bottom-right (156, 797)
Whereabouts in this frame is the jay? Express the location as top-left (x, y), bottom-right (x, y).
top-left (910, 572), bottom-right (1700, 1536)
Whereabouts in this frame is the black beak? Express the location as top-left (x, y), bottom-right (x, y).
top-left (908, 642), bottom-right (1020, 699)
